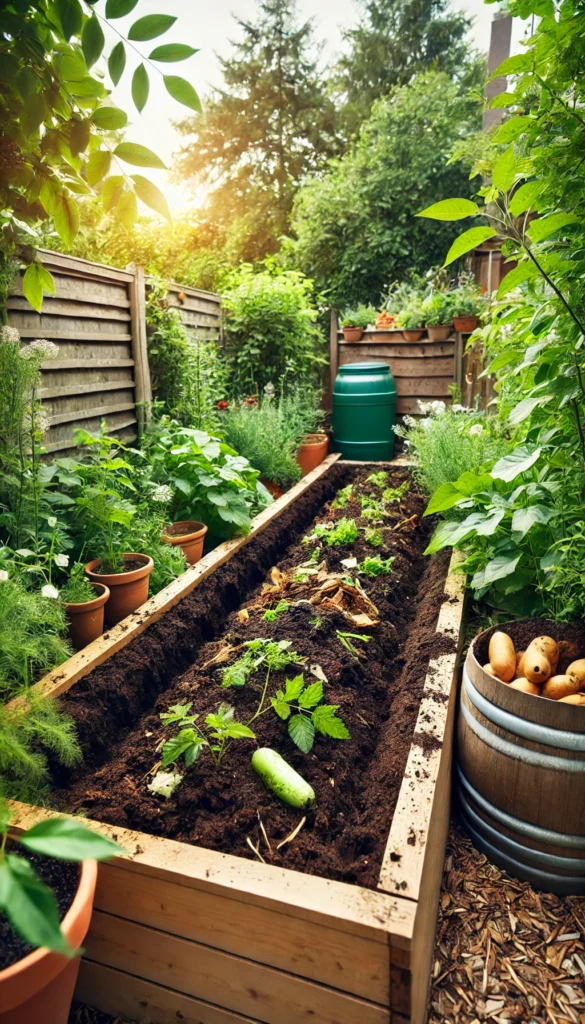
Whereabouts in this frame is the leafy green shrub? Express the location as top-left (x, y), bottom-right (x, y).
top-left (146, 279), bottom-right (227, 431)
top-left (421, 291), bottom-right (453, 327)
top-left (60, 564), bottom-right (96, 605)
top-left (143, 421), bottom-right (273, 543)
top-left (359, 555), bottom-right (395, 577)
top-left (0, 575), bottom-right (71, 695)
top-left (325, 518), bottom-right (359, 547)
top-left (340, 304), bottom-right (377, 330)
top-left (221, 263), bottom-right (325, 395)
top-left (449, 277), bottom-right (488, 320)
top-left (221, 391), bottom-right (324, 488)
top-left (332, 484), bottom-right (353, 509)
top-left (396, 405), bottom-right (511, 498)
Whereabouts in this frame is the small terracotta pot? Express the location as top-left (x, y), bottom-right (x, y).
top-left (162, 520), bottom-right (208, 565)
top-left (85, 553), bottom-right (153, 627)
top-left (0, 859), bottom-right (97, 1023)
top-left (342, 327), bottom-right (363, 342)
top-left (401, 329), bottom-right (424, 342)
top-left (260, 478), bottom-right (284, 499)
top-left (427, 324), bottom-right (452, 343)
top-left (65, 583), bottom-right (109, 651)
top-left (453, 315), bottom-right (479, 333)
top-left (297, 433), bottom-right (329, 477)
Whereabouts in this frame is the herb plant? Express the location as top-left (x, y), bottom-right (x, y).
top-left (270, 674), bottom-right (350, 753)
top-left (366, 472), bottom-right (388, 488)
top-left (340, 304), bottom-right (377, 330)
top-left (365, 527), bottom-right (384, 547)
top-left (324, 518), bottom-right (359, 546)
top-left (60, 564), bottom-right (96, 605)
top-left (382, 481), bottom-right (410, 505)
top-left (263, 600), bottom-right (290, 622)
top-left (331, 484), bottom-right (353, 509)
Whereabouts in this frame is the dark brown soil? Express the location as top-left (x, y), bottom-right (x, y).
top-left (93, 557), bottom-right (148, 575)
top-left (474, 618), bottom-right (585, 673)
top-left (0, 851), bottom-right (79, 970)
top-left (53, 466), bottom-right (454, 890)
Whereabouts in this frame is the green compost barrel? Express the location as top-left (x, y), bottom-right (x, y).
top-left (332, 362), bottom-right (397, 461)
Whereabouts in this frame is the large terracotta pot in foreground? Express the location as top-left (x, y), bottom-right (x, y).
top-left (296, 433), bottom-right (329, 477)
top-left (85, 553), bottom-right (153, 627)
top-left (65, 582), bottom-right (109, 651)
top-left (0, 859), bottom-right (97, 1024)
top-left (162, 520), bottom-right (208, 565)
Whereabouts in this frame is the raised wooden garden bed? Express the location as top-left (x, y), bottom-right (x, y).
top-left (9, 455), bottom-right (465, 1024)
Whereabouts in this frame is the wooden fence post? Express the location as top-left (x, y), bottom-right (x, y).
top-left (128, 263), bottom-right (152, 434)
top-left (328, 308), bottom-right (339, 411)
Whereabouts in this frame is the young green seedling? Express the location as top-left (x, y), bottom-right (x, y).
top-left (382, 481), bottom-right (409, 505)
top-left (159, 701), bottom-right (255, 771)
top-left (263, 599), bottom-right (290, 622)
top-left (325, 518), bottom-right (359, 546)
top-left (364, 527), bottom-right (384, 547)
top-left (331, 484), bottom-right (353, 509)
top-left (221, 638), bottom-right (303, 724)
top-left (359, 555), bottom-right (395, 578)
top-left (366, 471), bottom-right (388, 488)
top-left (270, 674), bottom-right (350, 753)
top-left (337, 630), bottom-right (372, 659)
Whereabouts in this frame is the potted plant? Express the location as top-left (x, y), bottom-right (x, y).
top-left (451, 278), bottom-right (488, 333)
top-left (162, 520), bottom-right (208, 565)
top-left (422, 292), bottom-right (453, 343)
top-left (0, 807), bottom-right (121, 1024)
top-left (65, 428), bottom-right (153, 627)
top-left (60, 563), bottom-right (110, 651)
top-left (340, 304), bottom-right (377, 342)
top-left (398, 302), bottom-right (425, 342)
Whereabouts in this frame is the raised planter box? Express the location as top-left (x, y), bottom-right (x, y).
top-left (9, 455), bottom-right (465, 1024)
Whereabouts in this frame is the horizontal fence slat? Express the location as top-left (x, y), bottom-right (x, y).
top-left (7, 297), bottom-right (131, 321)
top-left (395, 377), bottom-right (453, 397)
top-left (36, 248), bottom-right (135, 283)
top-left (15, 329), bottom-right (132, 342)
top-left (41, 359), bottom-right (135, 369)
top-left (39, 379), bottom-right (135, 399)
top-left (48, 401), bottom-right (135, 427)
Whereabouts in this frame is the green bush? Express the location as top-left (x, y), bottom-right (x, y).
top-left (221, 263), bottom-right (325, 395)
top-left (340, 304), bottom-right (377, 329)
top-left (221, 392), bottom-right (324, 488)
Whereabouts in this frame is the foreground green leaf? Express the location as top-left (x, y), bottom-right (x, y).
top-left (114, 142), bottom-right (166, 169)
top-left (443, 227), bottom-right (496, 267)
top-left (20, 818), bottom-right (123, 861)
top-left (416, 198), bottom-right (479, 221)
top-left (0, 856), bottom-right (72, 956)
top-left (149, 44), bottom-right (198, 62)
top-left (128, 14), bottom-right (177, 41)
top-left (164, 75), bottom-right (202, 112)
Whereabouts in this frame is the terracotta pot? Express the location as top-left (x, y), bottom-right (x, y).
top-left (453, 315), bottom-right (479, 333)
top-left (259, 478), bottom-right (284, 499)
top-left (342, 327), bottom-right (363, 342)
top-left (65, 583), bottom-right (109, 651)
top-left (296, 433), bottom-right (329, 477)
top-left (0, 859), bottom-right (97, 1023)
top-left (426, 324), bottom-right (452, 343)
top-left (85, 553), bottom-right (154, 627)
top-left (162, 520), bottom-right (208, 565)
top-left (401, 329), bottom-right (424, 342)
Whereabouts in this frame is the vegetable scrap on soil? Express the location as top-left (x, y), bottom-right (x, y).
top-left (428, 823), bottom-right (585, 1024)
top-left (52, 466), bottom-right (455, 890)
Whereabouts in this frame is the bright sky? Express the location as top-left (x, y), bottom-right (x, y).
top-left (96, 0), bottom-right (529, 212)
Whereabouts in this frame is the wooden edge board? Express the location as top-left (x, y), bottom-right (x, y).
top-left (9, 800), bottom-right (414, 950)
top-left (36, 248), bottom-right (135, 283)
top-left (6, 453), bottom-right (340, 709)
top-left (377, 551), bottom-right (466, 900)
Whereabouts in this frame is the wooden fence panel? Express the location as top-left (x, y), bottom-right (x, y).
top-left (6, 254), bottom-right (222, 455)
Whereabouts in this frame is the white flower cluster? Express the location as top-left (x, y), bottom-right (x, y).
top-left (417, 400), bottom-right (447, 416)
top-left (54, 553), bottom-right (69, 568)
top-left (42, 584), bottom-right (60, 599)
top-left (469, 424), bottom-right (484, 436)
top-left (1, 326), bottom-right (20, 344)
top-left (147, 771), bottom-right (183, 799)
top-left (19, 339), bottom-right (60, 361)
top-left (0, 570), bottom-right (8, 582)
top-left (151, 484), bottom-right (173, 504)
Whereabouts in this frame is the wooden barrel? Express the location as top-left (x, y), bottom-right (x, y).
top-left (457, 620), bottom-right (585, 895)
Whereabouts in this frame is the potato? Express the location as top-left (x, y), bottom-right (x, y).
top-left (566, 659), bottom-right (585, 689)
top-left (510, 678), bottom-right (541, 695)
top-left (559, 693), bottom-right (585, 706)
top-left (482, 663), bottom-right (498, 678)
top-left (530, 635), bottom-right (559, 672)
top-left (542, 674), bottom-right (580, 701)
top-left (488, 631), bottom-right (516, 682)
top-left (523, 639), bottom-right (552, 683)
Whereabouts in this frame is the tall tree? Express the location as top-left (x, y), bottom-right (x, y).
top-left (335, 0), bottom-right (480, 134)
top-left (174, 0), bottom-right (341, 263)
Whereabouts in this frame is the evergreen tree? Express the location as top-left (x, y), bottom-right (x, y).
top-left (174, 0), bottom-right (341, 263)
top-left (335, 0), bottom-right (481, 134)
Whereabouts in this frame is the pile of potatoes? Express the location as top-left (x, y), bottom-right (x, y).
top-left (485, 631), bottom-right (585, 705)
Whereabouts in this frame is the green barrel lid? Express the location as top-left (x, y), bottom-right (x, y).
top-left (338, 361), bottom-right (390, 374)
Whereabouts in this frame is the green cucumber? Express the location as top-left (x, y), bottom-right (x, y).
top-left (251, 748), bottom-right (316, 809)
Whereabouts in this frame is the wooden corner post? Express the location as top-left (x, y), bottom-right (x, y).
top-left (328, 308), bottom-right (339, 411)
top-left (128, 263), bottom-right (152, 434)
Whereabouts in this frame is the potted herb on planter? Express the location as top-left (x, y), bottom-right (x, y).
top-left (61, 563), bottom-right (110, 651)
top-left (451, 278), bottom-right (488, 333)
top-left (422, 292), bottom-right (453, 343)
top-left (0, 807), bottom-right (121, 1024)
top-left (340, 304), bottom-right (377, 342)
top-left (398, 301), bottom-right (425, 342)
top-left (162, 520), bottom-right (208, 565)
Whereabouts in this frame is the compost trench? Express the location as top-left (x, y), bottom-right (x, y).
top-left (52, 465), bottom-right (454, 890)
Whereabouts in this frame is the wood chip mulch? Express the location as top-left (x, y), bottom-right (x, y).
top-left (70, 821), bottom-right (585, 1024)
top-left (428, 823), bottom-right (585, 1024)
